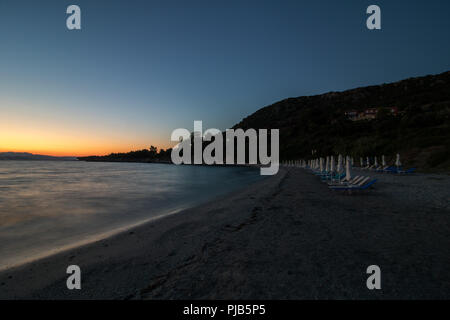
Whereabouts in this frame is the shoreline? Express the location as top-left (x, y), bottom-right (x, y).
top-left (0, 207), bottom-right (187, 272)
top-left (0, 170), bottom-right (279, 299)
top-left (0, 162), bottom-right (264, 274)
top-left (1, 167), bottom-right (450, 299)
top-left (0, 169), bottom-right (266, 272)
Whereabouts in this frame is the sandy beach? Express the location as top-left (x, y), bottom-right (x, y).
top-left (1, 167), bottom-right (449, 299)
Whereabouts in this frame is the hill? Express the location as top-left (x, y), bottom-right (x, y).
top-left (0, 152), bottom-right (77, 161)
top-left (233, 71), bottom-right (450, 171)
top-left (78, 146), bottom-right (172, 163)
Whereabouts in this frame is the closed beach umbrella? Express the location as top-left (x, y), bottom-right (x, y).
top-left (374, 156), bottom-right (378, 167)
top-left (330, 156), bottom-right (335, 173)
top-left (382, 155), bottom-right (386, 167)
top-left (325, 156), bottom-right (330, 172)
top-left (320, 158), bottom-right (324, 172)
top-left (337, 154), bottom-right (343, 173)
top-left (366, 156), bottom-right (370, 167)
top-left (395, 153), bottom-right (401, 167)
top-left (345, 157), bottom-right (352, 181)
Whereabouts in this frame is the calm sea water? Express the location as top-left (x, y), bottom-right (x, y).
top-left (0, 160), bottom-right (263, 270)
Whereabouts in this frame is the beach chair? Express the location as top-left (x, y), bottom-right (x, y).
top-left (327, 175), bottom-right (363, 186)
top-left (321, 172), bottom-right (345, 182)
top-left (390, 167), bottom-right (416, 174)
top-left (376, 165), bottom-right (389, 172)
top-left (360, 166), bottom-right (368, 170)
top-left (348, 175), bottom-right (361, 183)
top-left (329, 177), bottom-right (377, 191)
top-left (315, 170), bottom-right (329, 176)
top-left (349, 175), bottom-right (366, 185)
top-left (383, 166), bottom-right (397, 173)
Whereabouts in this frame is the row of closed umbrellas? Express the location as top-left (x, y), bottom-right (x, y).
top-left (281, 153), bottom-right (403, 181)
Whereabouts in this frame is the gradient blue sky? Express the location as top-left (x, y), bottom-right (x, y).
top-left (1, 0), bottom-right (449, 155)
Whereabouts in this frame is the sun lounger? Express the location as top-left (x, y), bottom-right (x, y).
top-left (321, 172), bottom-right (345, 181)
top-left (344, 175), bottom-right (360, 183)
top-left (350, 176), bottom-right (366, 184)
top-left (389, 167), bottom-right (416, 174)
top-left (329, 177), bottom-right (377, 190)
top-left (327, 175), bottom-right (364, 186)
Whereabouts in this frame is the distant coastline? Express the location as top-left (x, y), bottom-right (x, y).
top-left (0, 152), bottom-right (77, 161)
top-left (78, 158), bottom-right (172, 164)
top-left (77, 145), bottom-right (172, 164)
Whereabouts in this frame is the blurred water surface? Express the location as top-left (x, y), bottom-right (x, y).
top-left (0, 160), bottom-right (262, 270)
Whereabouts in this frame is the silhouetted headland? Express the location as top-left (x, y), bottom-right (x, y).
top-left (78, 146), bottom-right (173, 164)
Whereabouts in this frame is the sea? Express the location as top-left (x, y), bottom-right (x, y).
top-left (0, 160), bottom-right (263, 270)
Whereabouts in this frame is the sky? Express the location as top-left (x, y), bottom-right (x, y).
top-left (1, 0), bottom-right (450, 156)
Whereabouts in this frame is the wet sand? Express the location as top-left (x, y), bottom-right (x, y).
top-left (1, 167), bottom-right (450, 299)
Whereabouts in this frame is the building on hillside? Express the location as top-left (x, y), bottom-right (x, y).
top-left (361, 108), bottom-right (378, 120)
top-left (345, 107), bottom-right (399, 121)
top-left (344, 110), bottom-right (359, 121)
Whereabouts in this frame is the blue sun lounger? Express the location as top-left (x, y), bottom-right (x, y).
top-left (321, 172), bottom-right (345, 181)
top-left (392, 168), bottom-right (416, 174)
top-left (384, 167), bottom-right (416, 174)
top-left (327, 175), bottom-right (363, 185)
top-left (329, 178), bottom-right (377, 190)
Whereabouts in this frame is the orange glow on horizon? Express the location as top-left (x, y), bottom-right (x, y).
top-left (1, 100), bottom-right (176, 157)
top-left (0, 145), bottom-right (174, 158)
top-left (0, 122), bottom-right (175, 157)
top-left (0, 142), bottom-right (175, 158)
